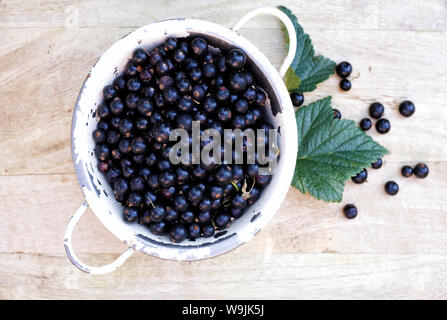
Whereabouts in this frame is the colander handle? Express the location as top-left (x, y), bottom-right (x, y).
top-left (232, 7), bottom-right (297, 77)
top-left (64, 202), bottom-right (134, 274)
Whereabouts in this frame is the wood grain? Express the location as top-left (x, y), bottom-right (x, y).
top-left (1, 252), bottom-right (447, 299)
top-left (0, 0), bottom-right (446, 299)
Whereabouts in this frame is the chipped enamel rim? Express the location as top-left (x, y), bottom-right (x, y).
top-left (70, 15), bottom-right (297, 263)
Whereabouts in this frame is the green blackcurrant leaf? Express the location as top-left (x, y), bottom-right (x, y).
top-left (285, 67), bottom-right (301, 91)
top-left (292, 97), bottom-right (389, 202)
top-left (278, 6), bottom-right (336, 93)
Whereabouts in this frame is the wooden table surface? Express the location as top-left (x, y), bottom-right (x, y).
top-left (1, 0), bottom-right (447, 299)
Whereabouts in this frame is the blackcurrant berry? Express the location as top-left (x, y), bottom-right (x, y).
top-left (385, 181), bottom-right (399, 195)
top-left (351, 168), bottom-right (367, 184)
top-left (399, 100), bottom-right (415, 117)
top-left (343, 204), bottom-right (357, 219)
top-left (290, 93), bottom-right (304, 107)
top-left (401, 165), bottom-right (413, 177)
top-left (360, 118), bottom-right (372, 131)
top-left (413, 163), bottom-right (429, 178)
top-left (336, 61), bottom-right (352, 78)
top-left (369, 102), bottom-right (384, 119)
top-left (376, 118), bottom-right (391, 134)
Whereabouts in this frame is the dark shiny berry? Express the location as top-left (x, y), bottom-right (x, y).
top-left (189, 67), bottom-right (202, 82)
top-left (156, 60), bottom-right (170, 75)
top-left (174, 195), bottom-right (189, 212)
top-left (228, 72), bottom-right (247, 93)
top-left (256, 174), bottom-right (272, 187)
top-left (209, 185), bottom-right (224, 200)
top-left (169, 224), bottom-right (187, 243)
top-left (227, 48), bottom-right (246, 69)
top-left (94, 144), bottom-right (109, 161)
top-left (232, 194), bottom-right (246, 209)
top-left (180, 211), bottom-right (195, 224)
top-left (125, 94), bottom-right (139, 109)
top-left (197, 210), bottom-right (212, 224)
top-left (123, 207), bottom-right (138, 222)
top-left (351, 168), bottom-right (368, 184)
top-left (149, 221), bottom-right (166, 235)
top-left (145, 153), bottom-right (157, 167)
top-left (198, 198), bottom-right (212, 212)
top-left (125, 62), bottom-right (138, 76)
top-left (376, 118), bottom-right (391, 134)
top-left (150, 205), bottom-right (166, 222)
top-left (333, 109), bottom-right (341, 119)
top-left (92, 129), bottom-right (107, 143)
top-left (191, 37), bottom-right (208, 56)
top-left (173, 48), bottom-right (186, 64)
top-left (369, 102), bottom-right (384, 119)
top-left (192, 165), bottom-right (207, 180)
top-left (105, 168), bottom-right (120, 183)
top-left (234, 99), bottom-right (249, 114)
top-left (340, 79), bottom-right (351, 91)
top-left (217, 107), bottom-right (232, 122)
top-left (135, 117), bottom-right (149, 131)
top-left (360, 118), bottom-right (372, 131)
top-left (216, 86), bottom-right (230, 101)
top-left (177, 78), bottom-right (192, 94)
top-left (401, 165), bottom-right (413, 177)
top-left (137, 99), bottom-right (154, 117)
top-left (118, 118), bottom-right (133, 137)
top-left (336, 61), bottom-right (352, 78)
top-left (176, 113), bottom-right (193, 131)
top-left (232, 165), bottom-right (244, 182)
top-left (164, 206), bottom-right (179, 223)
top-left (97, 104), bottom-right (111, 119)
top-left (371, 158), bottom-right (383, 169)
top-left (130, 137), bottom-right (146, 154)
top-left (161, 186), bottom-right (176, 199)
top-left (159, 171), bottom-right (176, 188)
top-left (202, 224), bottom-right (215, 237)
top-left (122, 166), bottom-right (134, 179)
top-left (132, 48), bottom-right (148, 65)
top-left (113, 76), bottom-right (126, 91)
top-left (97, 161), bottom-right (108, 172)
top-left (246, 187), bottom-right (260, 205)
top-left (413, 163), bottom-right (429, 178)
top-left (103, 85), bottom-right (117, 100)
top-left (203, 96), bottom-right (218, 113)
top-left (139, 68), bottom-right (152, 83)
top-left (127, 78), bottom-right (141, 91)
top-left (144, 191), bottom-right (157, 207)
top-left (163, 87), bottom-right (179, 104)
top-left (152, 123), bottom-right (171, 143)
top-left (163, 37), bottom-right (177, 51)
top-left (113, 178), bottom-right (129, 196)
top-left (215, 213), bottom-right (231, 229)
top-left (129, 176), bottom-right (144, 192)
top-left (343, 204), bottom-right (357, 219)
top-left (147, 174), bottom-right (160, 190)
top-left (255, 91), bottom-right (267, 107)
top-left (243, 87), bottom-right (257, 102)
top-left (127, 192), bottom-right (142, 207)
top-left (290, 93), bottom-right (304, 107)
top-left (191, 84), bottom-right (206, 101)
top-left (214, 166), bottom-right (232, 186)
top-left (399, 100), bottom-right (415, 117)
top-left (203, 63), bottom-right (217, 78)
top-left (385, 181), bottom-right (399, 195)
top-left (188, 223), bottom-right (201, 239)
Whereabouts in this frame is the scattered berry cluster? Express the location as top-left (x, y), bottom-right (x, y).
top-left (336, 61), bottom-right (353, 91)
top-left (93, 36), bottom-right (276, 242)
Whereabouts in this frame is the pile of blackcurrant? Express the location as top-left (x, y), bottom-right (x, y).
top-left (93, 36), bottom-right (277, 242)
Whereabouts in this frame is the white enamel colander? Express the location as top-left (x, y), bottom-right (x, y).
top-left (65, 7), bottom-right (298, 274)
